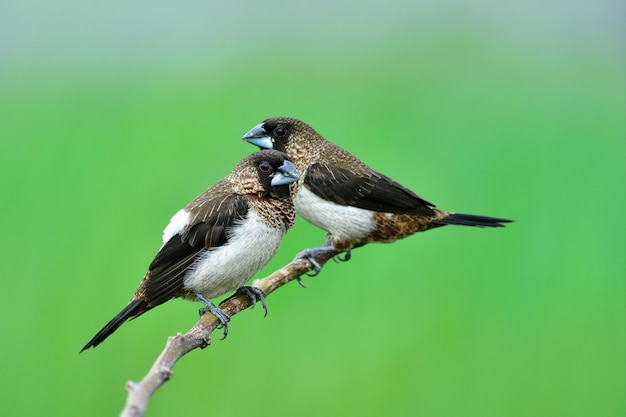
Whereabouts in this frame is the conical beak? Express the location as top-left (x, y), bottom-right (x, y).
top-left (242, 123), bottom-right (274, 149)
top-left (271, 160), bottom-right (299, 186)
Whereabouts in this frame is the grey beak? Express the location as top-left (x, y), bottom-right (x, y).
top-left (271, 160), bottom-right (299, 186)
top-left (242, 123), bottom-right (274, 149)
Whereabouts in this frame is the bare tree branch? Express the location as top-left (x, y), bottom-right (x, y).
top-left (119, 250), bottom-right (339, 417)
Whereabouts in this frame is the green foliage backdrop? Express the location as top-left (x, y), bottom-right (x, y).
top-left (1, 1), bottom-right (623, 416)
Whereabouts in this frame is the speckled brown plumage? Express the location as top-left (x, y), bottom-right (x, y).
top-left (242, 117), bottom-right (512, 252)
top-left (81, 150), bottom-right (298, 351)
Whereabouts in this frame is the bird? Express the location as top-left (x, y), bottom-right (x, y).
top-left (242, 117), bottom-right (512, 269)
top-left (81, 150), bottom-right (299, 351)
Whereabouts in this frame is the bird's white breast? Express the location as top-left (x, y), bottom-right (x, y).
top-left (181, 210), bottom-right (285, 299)
top-left (294, 186), bottom-right (376, 241)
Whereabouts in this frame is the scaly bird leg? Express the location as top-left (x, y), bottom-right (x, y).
top-left (196, 293), bottom-right (231, 339)
top-left (295, 237), bottom-right (347, 277)
top-left (220, 286), bottom-right (268, 317)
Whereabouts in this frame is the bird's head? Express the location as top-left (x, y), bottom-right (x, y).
top-left (233, 149), bottom-right (299, 198)
top-left (242, 117), bottom-right (322, 156)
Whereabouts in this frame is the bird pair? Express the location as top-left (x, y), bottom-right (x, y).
top-left (81, 117), bottom-right (512, 352)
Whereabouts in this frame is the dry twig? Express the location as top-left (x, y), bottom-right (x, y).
top-left (119, 250), bottom-right (339, 417)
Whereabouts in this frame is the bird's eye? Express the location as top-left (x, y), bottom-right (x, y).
top-left (259, 161), bottom-right (272, 173)
top-left (273, 125), bottom-right (288, 138)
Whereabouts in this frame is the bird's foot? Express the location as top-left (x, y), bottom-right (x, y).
top-left (196, 293), bottom-right (231, 339)
top-left (295, 239), bottom-right (341, 277)
top-left (221, 286), bottom-right (268, 317)
top-left (333, 249), bottom-right (351, 263)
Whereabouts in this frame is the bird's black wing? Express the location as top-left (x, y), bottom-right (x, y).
top-left (140, 193), bottom-right (249, 308)
top-left (304, 162), bottom-right (437, 216)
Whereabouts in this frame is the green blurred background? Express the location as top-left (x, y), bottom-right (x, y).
top-left (1, 1), bottom-right (623, 416)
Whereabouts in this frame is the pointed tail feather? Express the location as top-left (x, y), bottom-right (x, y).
top-left (80, 298), bottom-right (147, 352)
top-left (437, 212), bottom-right (513, 228)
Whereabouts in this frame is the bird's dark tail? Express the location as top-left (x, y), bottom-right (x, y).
top-left (437, 212), bottom-right (513, 228)
top-left (80, 298), bottom-right (147, 352)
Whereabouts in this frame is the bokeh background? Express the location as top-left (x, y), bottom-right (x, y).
top-left (1, 1), bottom-right (623, 416)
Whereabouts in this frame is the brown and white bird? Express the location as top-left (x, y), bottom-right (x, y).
top-left (81, 150), bottom-right (299, 351)
top-left (242, 117), bottom-right (511, 268)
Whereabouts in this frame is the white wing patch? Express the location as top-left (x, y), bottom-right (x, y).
top-left (161, 209), bottom-right (191, 245)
